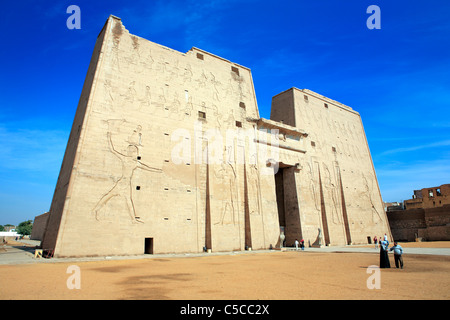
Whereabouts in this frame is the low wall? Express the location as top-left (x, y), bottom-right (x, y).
top-left (387, 205), bottom-right (450, 241)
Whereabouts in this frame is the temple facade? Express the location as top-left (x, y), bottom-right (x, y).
top-left (37, 16), bottom-right (391, 257)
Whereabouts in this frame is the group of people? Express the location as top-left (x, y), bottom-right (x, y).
top-left (376, 233), bottom-right (404, 269)
top-left (291, 234), bottom-right (404, 269)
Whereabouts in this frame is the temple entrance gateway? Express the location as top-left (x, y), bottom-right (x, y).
top-left (274, 165), bottom-right (302, 247)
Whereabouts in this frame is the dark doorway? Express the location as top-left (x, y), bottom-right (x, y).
top-left (274, 168), bottom-right (286, 228)
top-left (144, 238), bottom-right (153, 254)
top-left (274, 166), bottom-right (302, 246)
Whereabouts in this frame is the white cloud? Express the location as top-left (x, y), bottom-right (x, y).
top-left (377, 157), bottom-right (450, 202)
top-left (378, 140), bottom-right (450, 156)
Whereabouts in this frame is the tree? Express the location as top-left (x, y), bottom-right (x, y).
top-left (16, 220), bottom-right (33, 236)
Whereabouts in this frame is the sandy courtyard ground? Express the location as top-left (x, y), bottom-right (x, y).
top-left (0, 242), bottom-right (449, 300)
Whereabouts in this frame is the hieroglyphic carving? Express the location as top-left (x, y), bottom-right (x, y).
top-left (210, 72), bottom-right (221, 101)
top-left (211, 104), bottom-right (222, 129)
top-left (121, 81), bottom-right (137, 105)
top-left (92, 120), bottom-right (161, 223)
top-left (307, 162), bottom-right (320, 213)
top-left (138, 85), bottom-right (152, 112)
top-left (323, 163), bottom-right (341, 224)
top-left (183, 95), bottom-right (194, 118)
top-left (183, 63), bottom-right (193, 82)
top-left (362, 174), bottom-right (383, 223)
top-left (247, 163), bottom-right (261, 215)
top-left (196, 69), bottom-right (208, 88)
top-left (214, 147), bottom-right (237, 225)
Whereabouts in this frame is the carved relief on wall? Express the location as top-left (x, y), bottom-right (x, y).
top-left (210, 72), bottom-right (221, 102)
top-left (138, 85), bottom-right (152, 112)
top-left (362, 174), bottom-right (383, 224)
top-left (323, 163), bottom-right (341, 225)
top-left (92, 120), bottom-right (162, 224)
top-left (183, 63), bottom-right (193, 82)
top-left (120, 81), bottom-right (137, 105)
top-left (196, 69), bottom-right (208, 88)
top-left (247, 163), bottom-right (261, 215)
top-left (123, 35), bottom-right (141, 71)
top-left (213, 147), bottom-right (237, 225)
top-left (306, 162), bottom-right (321, 213)
top-left (211, 104), bottom-right (223, 130)
top-left (213, 162), bottom-right (237, 225)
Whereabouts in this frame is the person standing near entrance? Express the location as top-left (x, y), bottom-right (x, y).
top-left (374, 236), bottom-right (378, 249)
top-left (390, 242), bottom-right (404, 269)
top-left (300, 239), bottom-right (305, 251)
top-left (379, 239), bottom-right (390, 268)
top-left (294, 239), bottom-right (299, 251)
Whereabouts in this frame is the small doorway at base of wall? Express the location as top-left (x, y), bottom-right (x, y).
top-left (145, 238), bottom-right (154, 254)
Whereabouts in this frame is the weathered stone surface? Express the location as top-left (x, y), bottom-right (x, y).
top-left (38, 16), bottom-right (391, 257)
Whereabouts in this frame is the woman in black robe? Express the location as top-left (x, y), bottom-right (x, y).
top-left (379, 240), bottom-right (391, 268)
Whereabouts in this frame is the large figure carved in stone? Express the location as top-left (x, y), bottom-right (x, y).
top-left (92, 122), bottom-right (161, 223)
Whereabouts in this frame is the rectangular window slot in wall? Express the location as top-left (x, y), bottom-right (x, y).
top-left (231, 66), bottom-right (239, 75)
top-left (304, 95), bottom-right (308, 101)
top-left (311, 141), bottom-right (316, 147)
top-left (236, 121), bottom-right (242, 128)
top-left (197, 53), bottom-right (204, 60)
top-left (137, 156), bottom-right (141, 160)
top-left (324, 103), bottom-right (328, 108)
top-left (136, 186), bottom-right (141, 190)
top-left (198, 111), bottom-right (206, 119)
top-left (239, 102), bottom-right (246, 109)
top-left (164, 187), bottom-right (169, 191)
top-left (332, 147), bottom-right (336, 152)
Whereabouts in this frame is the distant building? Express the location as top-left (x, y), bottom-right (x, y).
top-left (384, 201), bottom-right (404, 212)
top-left (387, 184), bottom-right (450, 241)
top-left (3, 225), bottom-right (16, 232)
top-left (404, 184), bottom-right (450, 209)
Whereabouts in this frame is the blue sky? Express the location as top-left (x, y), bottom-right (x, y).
top-left (1, 0), bottom-right (449, 225)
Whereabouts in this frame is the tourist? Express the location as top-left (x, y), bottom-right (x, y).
top-left (390, 242), bottom-right (404, 269)
top-left (379, 239), bottom-right (390, 268)
top-left (294, 239), bottom-right (299, 251)
top-left (374, 236), bottom-right (378, 249)
top-left (300, 239), bottom-right (305, 251)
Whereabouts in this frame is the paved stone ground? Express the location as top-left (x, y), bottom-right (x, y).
top-left (1, 239), bottom-right (449, 265)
